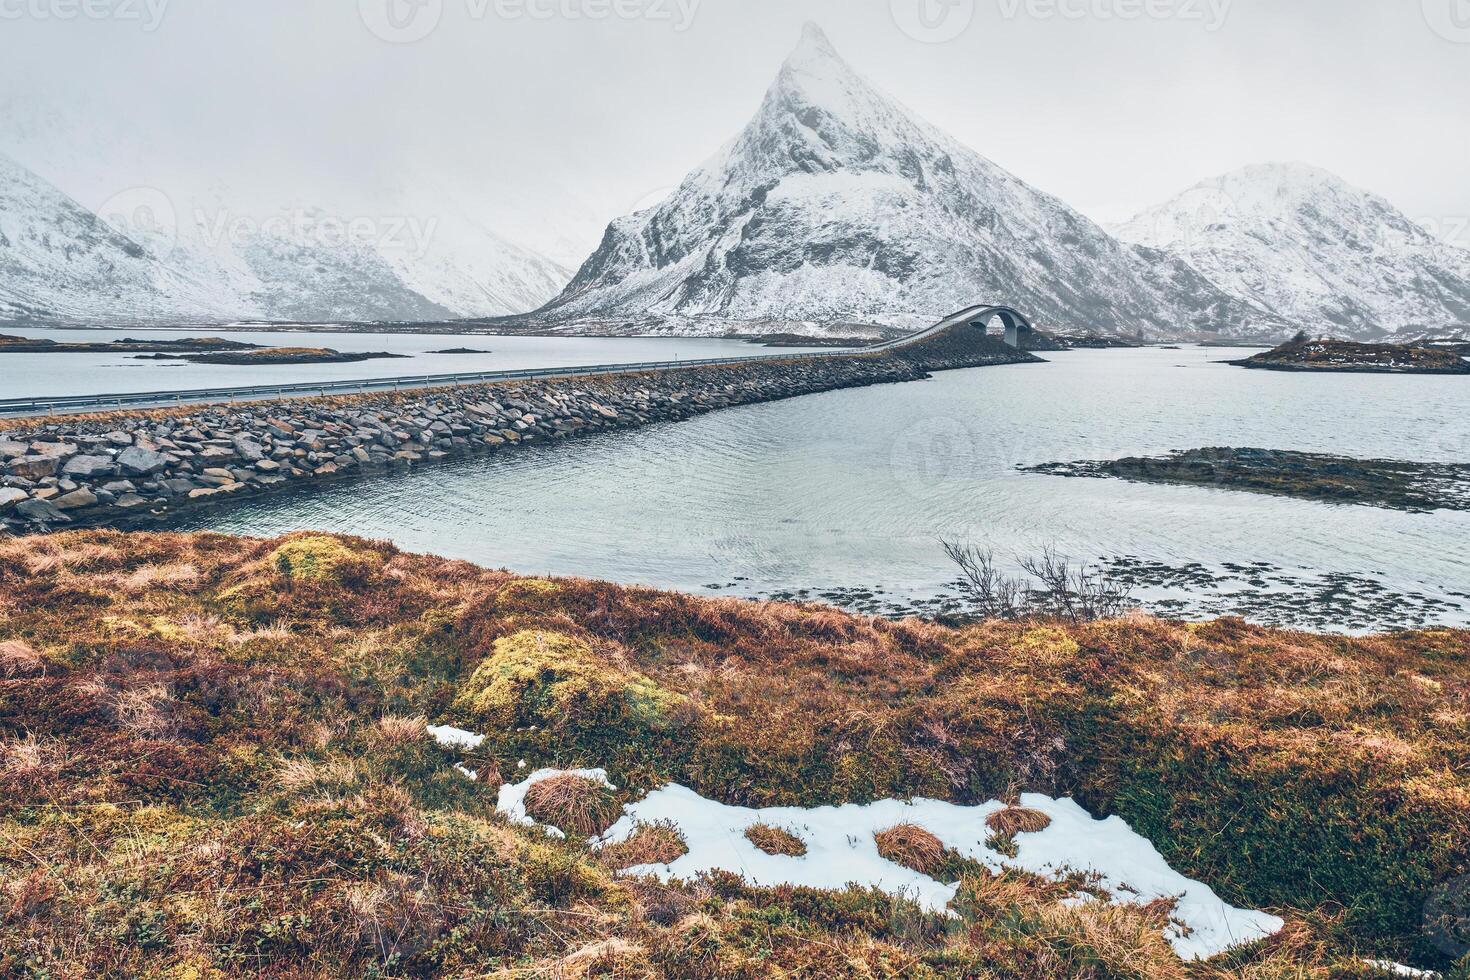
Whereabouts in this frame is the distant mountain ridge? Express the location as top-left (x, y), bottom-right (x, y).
top-left (0, 151), bottom-right (570, 326)
top-left (1112, 163), bottom-right (1470, 339)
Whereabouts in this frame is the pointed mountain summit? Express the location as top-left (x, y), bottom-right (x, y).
top-left (537, 25), bottom-right (1277, 336)
top-left (1113, 163), bottom-right (1470, 337)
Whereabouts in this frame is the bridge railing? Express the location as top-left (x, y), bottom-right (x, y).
top-left (0, 307), bottom-right (1024, 419)
top-left (0, 348), bottom-right (863, 419)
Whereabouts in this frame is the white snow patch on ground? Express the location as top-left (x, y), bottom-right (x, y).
top-left (426, 725), bottom-right (486, 750)
top-left (1362, 962), bottom-right (1440, 978)
top-left (546, 782), bottom-right (1282, 962)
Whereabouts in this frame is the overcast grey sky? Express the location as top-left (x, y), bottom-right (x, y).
top-left (2, 0), bottom-right (1467, 263)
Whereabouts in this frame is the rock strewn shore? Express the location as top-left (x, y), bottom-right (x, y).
top-left (1, 340), bottom-right (1034, 532)
top-left (1229, 338), bottom-right (1470, 374)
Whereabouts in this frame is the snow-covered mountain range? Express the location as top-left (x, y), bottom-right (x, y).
top-left (5, 24), bottom-right (1466, 340)
top-left (532, 24), bottom-right (1286, 339)
top-left (1112, 163), bottom-right (1470, 339)
top-left (0, 151), bottom-right (569, 326)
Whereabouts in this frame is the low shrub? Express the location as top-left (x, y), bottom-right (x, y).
top-left (270, 535), bottom-right (374, 583)
top-left (453, 629), bottom-right (687, 736)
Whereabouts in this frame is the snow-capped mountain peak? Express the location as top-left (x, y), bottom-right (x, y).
top-left (537, 24), bottom-right (1277, 337)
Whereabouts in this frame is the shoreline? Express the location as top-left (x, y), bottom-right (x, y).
top-left (1, 333), bottom-right (1037, 533)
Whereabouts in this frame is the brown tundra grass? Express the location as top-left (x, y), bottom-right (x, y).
top-left (523, 773), bottom-right (623, 837)
top-left (744, 822), bottom-right (808, 857)
top-left (987, 806), bottom-right (1053, 836)
top-left (0, 530), bottom-right (1466, 977)
top-left (598, 820), bottom-right (689, 871)
top-left (874, 823), bottom-right (946, 875)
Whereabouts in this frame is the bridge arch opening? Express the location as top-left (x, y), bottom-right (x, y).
top-left (969, 308), bottom-right (1031, 348)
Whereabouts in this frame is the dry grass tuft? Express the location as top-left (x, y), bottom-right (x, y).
top-left (987, 806), bottom-right (1053, 836)
top-left (111, 683), bottom-right (178, 740)
top-left (2, 734), bottom-right (63, 779)
top-left (873, 823), bottom-right (946, 875)
top-left (119, 561), bottom-right (200, 594)
top-left (743, 823), bottom-right (807, 858)
top-left (0, 639), bottom-right (44, 678)
top-left (598, 821), bottom-right (689, 871)
top-left (524, 774), bottom-right (622, 837)
top-left (274, 757), bottom-right (360, 795)
top-left (374, 715), bottom-right (429, 747)
top-left (560, 937), bottom-right (645, 970)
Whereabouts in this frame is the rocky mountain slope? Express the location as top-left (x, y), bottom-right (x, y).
top-left (533, 24), bottom-right (1281, 339)
top-left (1112, 163), bottom-right (1470, 339)
top-left (0, 152), bottom-right (569, 325)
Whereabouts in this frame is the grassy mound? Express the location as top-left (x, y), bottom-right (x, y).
top-left (745, 822), bottom-right (808, 857)
top-left (0, 530), bottom-right (1466, 977)
top-left (875, 823), bottom-right (947, 876)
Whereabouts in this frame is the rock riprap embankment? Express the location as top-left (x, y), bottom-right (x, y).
top-left (1, 341), bottom-right (1032, 531)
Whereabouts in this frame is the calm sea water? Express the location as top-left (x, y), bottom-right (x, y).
top-left (0, 326), bottom-right (829, 398)
top-left (169, 347), bottom-right (1470, 633)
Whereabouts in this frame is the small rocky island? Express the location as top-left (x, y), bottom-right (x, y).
top-left (1027, 447), bottom-right (1470, 512)
top-left (139, 346), bottom-right (409, 366)
top-left (0, 334), bottom-right (261, 355)
top-left (1229, 335), bottom-right (1470, 374)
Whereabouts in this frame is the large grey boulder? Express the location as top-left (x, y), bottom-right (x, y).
top-left (54, 488), bottom-right (99, 510)
top-left (0, 487), bottom-right (28, 510)
top-left (231, 435), bottom-right (266, 462)
top-left (62, 454), bottom-right (116, 479)
top-left (6, 455), bottom-right (59, 480)
top-left (14, 497), bottom-right (68, 523)
top-left (117, 446), bottom-right (170, 476)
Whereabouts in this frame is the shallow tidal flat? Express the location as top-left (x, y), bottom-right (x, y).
top-left (1027, 446), bottom-right (1470, 513)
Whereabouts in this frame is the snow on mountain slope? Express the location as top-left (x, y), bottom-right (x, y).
top-left (0, 152), bottom-right (229, 323)
top-left (375, 202), bottom-right (571, 318)
top-left (538, 24), bottom-right (1279, 338)
top-left (0, 152), bottom-right (568, 324)
top-left (1112, 163), bottom-right (1470, 338)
